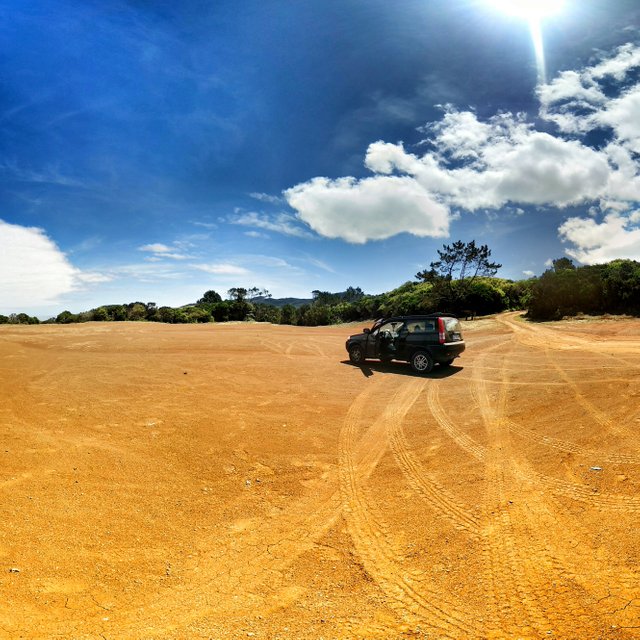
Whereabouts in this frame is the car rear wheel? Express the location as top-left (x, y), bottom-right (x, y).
top-left (410, 350), bottom-right (433, 374)
top-left (349, 344), bottom-right (365, 365)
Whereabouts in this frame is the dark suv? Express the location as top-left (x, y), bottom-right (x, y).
top-left (345, 314), bottom-right (465, 374)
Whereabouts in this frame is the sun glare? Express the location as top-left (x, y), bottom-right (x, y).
top-left (489, 0), bottom-right (565, 20)
top-left (488, 0), bottom-right (565, 85)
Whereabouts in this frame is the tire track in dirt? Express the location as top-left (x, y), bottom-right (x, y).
top-left (531, 470), bottom-right (640, 511)
top-left (507, 418), bottom-right (640, 465)
top-left (472, 368), bottom-right (640, 507)
top-left (500, 311), bottom-right (640, 437)
top-left (308, 338), bottom-right (329, 359)
top-left (339, 378), bottom-right (482, 637)
top-left (472, 340), bottom-right (553, 636)
top-left (498, 312), bottom-right (640, 357)
top-left (428, 385), bottom-right (486, 462)
top-left (433, 380), bottom-right (640, 635)
top-left (472, 323), bottom-right (640, 634)
top-left (470, 340), bottom-right (639, 636)
top-left (258, 339), bottom-right (283, 356)
top-left (493, 426), bottom-right (640, 636)
top-left (543, 347), bottom-right (638, 440)
top-left (387, 416), bottom-right (481, 537)
top-left (262, 337), bottom-right (329, 360)
top-left (433, 379), bottom-right (640, 514)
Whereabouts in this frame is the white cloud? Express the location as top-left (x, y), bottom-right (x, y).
top-left (284, 175), bottom-right (450, 244)
top-left (538, 71), bottom-right (606, 108)
top-left (421, 108), bottom-right (495, 160)
top-left (522, 270), bottom-right (535, 277)
top-left (190, 220), bottom-right (217, 230)
top-left (282, 42), bottom-right (640, 249)
top-left (192, 263), bottom-right (250, 276)
top-left (539, 44), bottom-right (640, 157)
top-left (249, 192), bottom-right (284, 204)
top-left (243, 255), bottom-right (291, 268)
top-left (228, 211), bottom-right (313, 238)
top-left (559, 212), bottom-right (640, 264)
top-left (362, 114), bottom-right (611, 210)
top-left (598, 87), bottom-right (640, 153)
top-left (138, 242), bottom-right (190, 260)
top-left (139, 243), bottom-right (172, 253)
top-left (244, 230), bottom-right (268, 238)
top-left (108, 262), bottom-right (187, 282)
top-left (0, 219), bottom-right (105, 313)
top-left (305, 256), bottom-right (336, 273)
top-left (589, 43), bottom-right (640, 81)
top-left (75, 271), bottom-right (113, 284)
top-left (0, 161), bottom-right (87, 188)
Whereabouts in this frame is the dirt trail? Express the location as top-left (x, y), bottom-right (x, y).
top-left (1, 316), bottom-right (639, 638)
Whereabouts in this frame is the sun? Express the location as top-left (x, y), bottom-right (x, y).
top-left (488, 0), bottom-right (565, 20)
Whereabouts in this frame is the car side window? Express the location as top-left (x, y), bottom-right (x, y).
top-left (372, 322), bottom-right (389, 336)
top-left (375, 321), bottom-right (403, 336)
top-left (407, 320), bottom-right (433, 333)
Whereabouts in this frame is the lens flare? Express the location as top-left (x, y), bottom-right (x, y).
top-left (529, 18), bottom-right (546, 84)
top-left (488, 0), bottom-right (565, 85)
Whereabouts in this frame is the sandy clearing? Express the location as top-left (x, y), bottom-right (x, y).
top-left (0, 315), bottom-right (639, 638)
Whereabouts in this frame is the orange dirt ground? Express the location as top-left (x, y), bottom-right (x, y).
top-left (1, 313), bottom-right (639, 639)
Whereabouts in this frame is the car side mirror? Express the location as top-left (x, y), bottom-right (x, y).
top-left (363, 328), bottom-right (370, 334)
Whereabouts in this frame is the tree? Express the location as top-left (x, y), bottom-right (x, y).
top-left (311, 290), bottom-right (336, 306)
top-left (127, 303), bottom-right (147, 321)
top-left (156, 306), bottom-right (176, 323)
top-left (280, 304), bottom-right (297, 325)
top-left (92, 307), bottom-right (109, 321)
top-left (182, 306), bottom-right (212, 323)
top-left (415, 241), bottom-right (501, 313)
top-left (343, 286), bottom-right (364, 302)
top-left (416, 240), bottom-right (501, 283)
top-left (247, 287), bottom-right (271, 301)
top-left (227, 287), bottom-right (247, 302)
top-left (56, 310), bottom-right (77, 324)
top-left (197, 290), bottom-right (222, 305)
top-left (552, 257), bottom-right (576, 273)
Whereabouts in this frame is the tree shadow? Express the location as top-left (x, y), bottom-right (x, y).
top-left (340, 360), bottom-right (463, 379)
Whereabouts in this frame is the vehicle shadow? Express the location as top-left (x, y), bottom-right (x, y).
top-left (340, 360), bottom-right (463, 379)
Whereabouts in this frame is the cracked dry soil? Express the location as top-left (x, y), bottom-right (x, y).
top-left (1, 315), bottom-right (639, 639)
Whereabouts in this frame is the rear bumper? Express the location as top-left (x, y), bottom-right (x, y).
top-left (433, 341), bottom-right (465, 362)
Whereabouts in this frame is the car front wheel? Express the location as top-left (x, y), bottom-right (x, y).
top-left (410, 350), bottom-right (434, 374)
top-left (349, 344), bottom-right (365, 365)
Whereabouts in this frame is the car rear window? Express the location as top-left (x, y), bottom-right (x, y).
top-left (443, 317), bottom-right (462, 333)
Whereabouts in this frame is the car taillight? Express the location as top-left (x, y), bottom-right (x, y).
top-left (438, 317), bottom-right (446, 344)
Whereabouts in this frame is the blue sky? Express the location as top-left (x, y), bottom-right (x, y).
top-left (2, 0), bottom-right (640, 315)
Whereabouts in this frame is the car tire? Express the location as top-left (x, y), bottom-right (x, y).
top-left (410, 350), bottom-right (434, 374)
top-left (349, 344), bottom-right (365, 365)
top-left (440, 358), bottom-right (454, 367)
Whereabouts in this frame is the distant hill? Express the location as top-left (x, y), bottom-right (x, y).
top-left (252, 296), bottom-right (312, 308)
